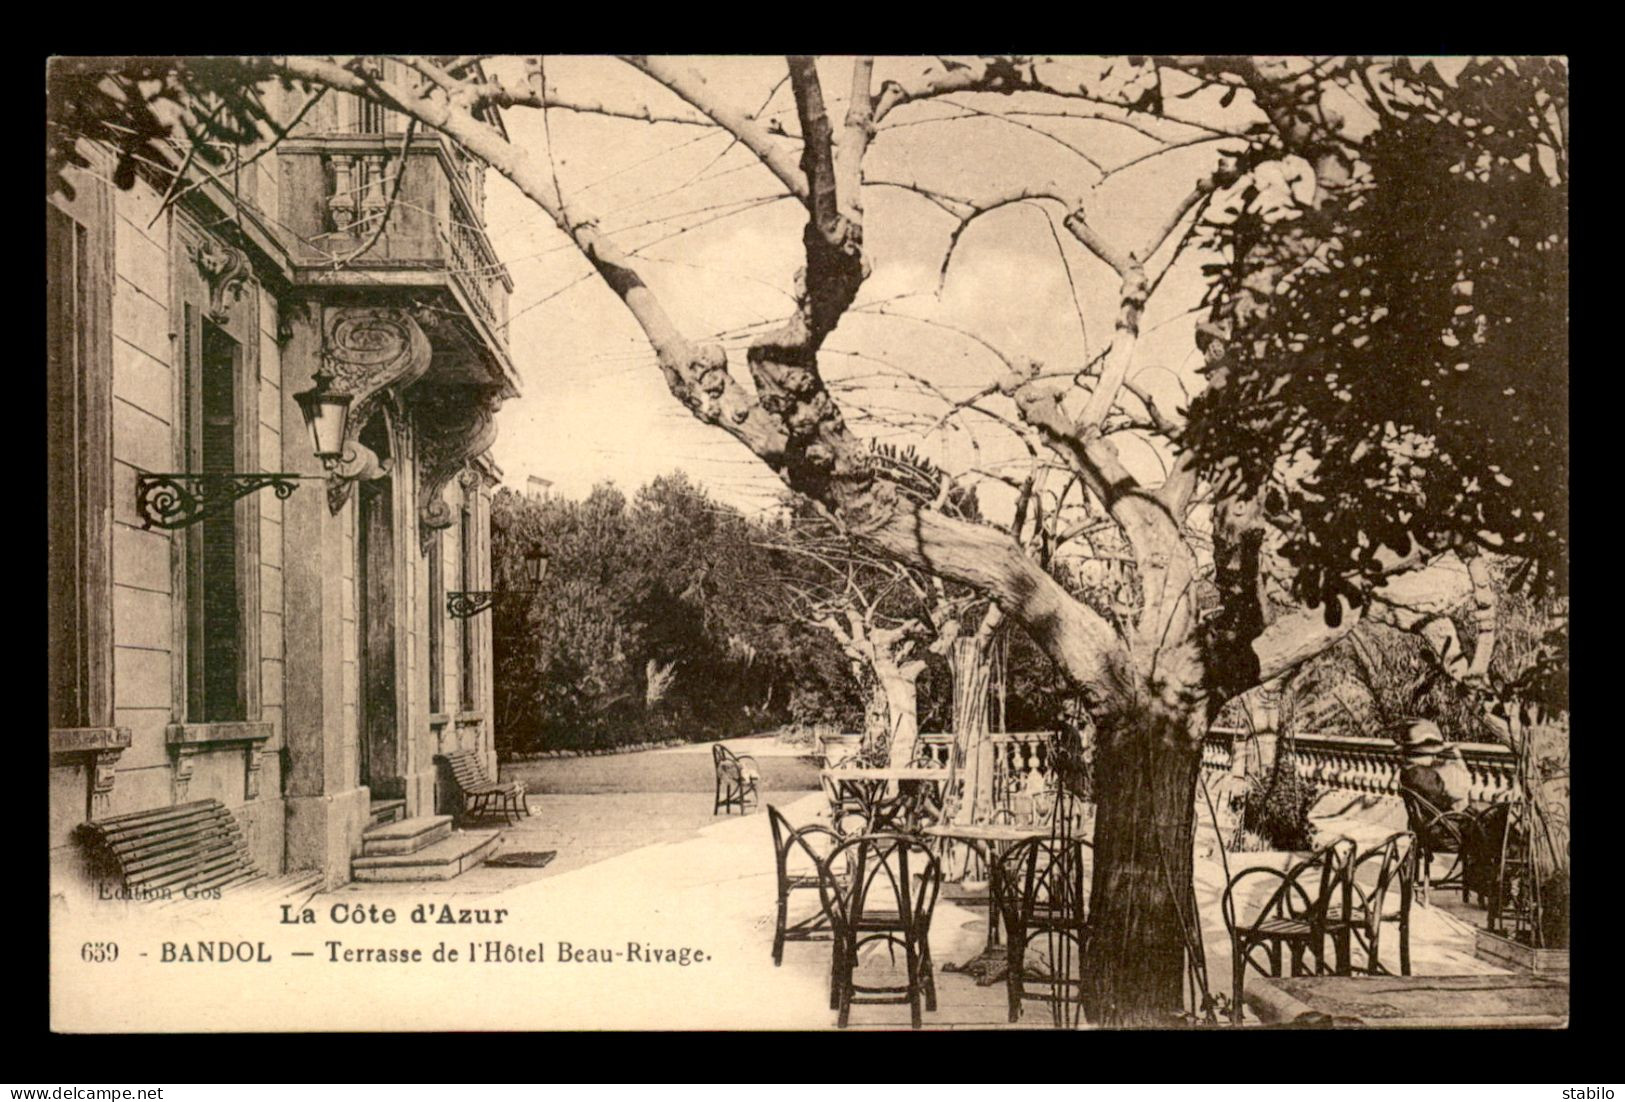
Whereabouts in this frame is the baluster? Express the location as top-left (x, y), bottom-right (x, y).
top-left (1494, 756), bottom-right (1516, 803)
top-left (1462, 758), bottom-right (1483, 805)
top-left (329, 153), bottom-right (357, 232)
top-left (1303, 747), bottom-right (1325, 789)
top-left (1358, 751), bottom-right (1379, 796)
top-left (1336, 749), bottom-right (1354, 793)
top-left (361, 153), bottom-right (387, 231)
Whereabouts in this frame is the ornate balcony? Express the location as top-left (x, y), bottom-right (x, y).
top-left (276, 129), bottom-right (515, 386)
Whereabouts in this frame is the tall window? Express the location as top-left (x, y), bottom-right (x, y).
top-left (47, 205), bottom-right (92, 729)
top-left (185, 318), bottom-right (246, 722)
top-left (428, 538), bottom-right (444, 713)
top-left (458, 504), bottom-right (476, 709)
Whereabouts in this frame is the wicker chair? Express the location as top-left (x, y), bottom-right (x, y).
top-left (995, 834), bottom-right (1092, 1027)
top-left (829, 775), bottom-right (921, 834)
top-left (817, 832), bottom-right (942, 1029)
top-left (819, 774), bottom-right (868, 837)
top-left (1401, 788), bottom-right (1479, 903)
top-left (767, 805), bottom-right (839, 966)
top-left (712, 743), bottom-right (760, 815)
top-left (1336, 831), bottom-right (1417, 975)
top-left (1221, 837), bottom-right (1356, 1024)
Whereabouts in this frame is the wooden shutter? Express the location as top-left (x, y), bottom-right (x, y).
top-left (47, 206), bottom-right (89, 728)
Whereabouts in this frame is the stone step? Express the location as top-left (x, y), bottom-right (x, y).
top-left (351, 830), bottom-right (500, 882)
top-left (369, 798), bottom-right (408, 828)
top-left (361, 815), bottom-right (453, 856)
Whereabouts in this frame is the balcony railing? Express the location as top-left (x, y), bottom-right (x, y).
top-left (278, 134), bottom-right (511, 342)
top-left (1202, 728), bottom-right (1518, 806)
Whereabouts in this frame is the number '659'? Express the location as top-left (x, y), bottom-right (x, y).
top-left (81, 942), bottom-right (118, 962)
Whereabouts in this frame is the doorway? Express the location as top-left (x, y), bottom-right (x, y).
top-left (356, 414), bottom-right (402, 798)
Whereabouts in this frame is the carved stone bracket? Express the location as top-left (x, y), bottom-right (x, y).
top-left (411, 384), bottom-right (502, 551)
top-left (172, 744), bottom-right (202, 804)
top-left (320, 307), bottom-right (432, 513)
top-left (245, 749), bottom-right (266, 801)
top-left (324, 440), bottom-right (392, 514)
top-left (190, 237), bottom-right (252, 324)
top-left (166, 722), bottom-right (274, 804)
top-left (89, 748), bottom-right (123, 816)
top-left (50, 728), bottom-right (132, 820)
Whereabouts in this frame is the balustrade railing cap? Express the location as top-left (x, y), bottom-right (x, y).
top-left (1210, 728), bottom-right (1512, 757)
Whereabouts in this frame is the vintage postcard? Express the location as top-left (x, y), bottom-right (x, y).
top-left (47, 55), bottom-right (1568, 1031)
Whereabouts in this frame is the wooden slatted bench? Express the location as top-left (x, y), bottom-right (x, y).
top-left (75, 799), bottom-right (320, 904)
top-left (436, 750), bottom-right (529, 825)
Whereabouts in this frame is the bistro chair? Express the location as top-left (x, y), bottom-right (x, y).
top-left (1221, 837), bottom-right (1356, 1025)
top-left (1336, 831), bottom-right (1417, 976)
top-left (820, 773), bottom-right (870, 837)
top-left (1473, 802), bottom-right (1531, 935)
top-left (766, 805), bottom-right (840, 966)
top-left (817, 832), bottom-right (942, 1029)
top-left (994, 786), bottom-right (1058, 830)
top-left (995, 834), bottom-right (1093, 1027)
top-left (712, 743), bottom-right (760, 815)
top-left (1400, 788), bottom-right (1478, 904)
top-left (837, 775), bottom-right (926, 835)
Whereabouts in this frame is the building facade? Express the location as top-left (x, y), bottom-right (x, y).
top-left (48, 67), bottom-right (518, 894)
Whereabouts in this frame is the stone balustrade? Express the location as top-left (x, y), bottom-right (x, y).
top-left (1202, 727), bottom-right (1518, 806)
top-left (916, 733), bottom-right (954, 767)
top-left (817, 733), bottom-right (862, 768)
top-left (989, 731), bottom-right (1056, 802)
top-left (1201, 733), bottom-right (1235, 776)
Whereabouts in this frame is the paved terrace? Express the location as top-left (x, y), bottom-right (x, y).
top-left (315, 735), bottom-right (1520, 1030)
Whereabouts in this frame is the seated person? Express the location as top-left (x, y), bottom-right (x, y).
top-left (1397, 720), bottom-right (1469, 852)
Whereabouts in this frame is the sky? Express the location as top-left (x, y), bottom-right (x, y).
top-left (476, 56), bottom-right (1272, 527)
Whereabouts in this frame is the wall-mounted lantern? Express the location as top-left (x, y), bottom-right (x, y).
top-left (447, 545), bottom-right (548, 619)
top-left (292, 370), bottom-right (353, 470)
top-left (133, 369), bottom-right (358, 531)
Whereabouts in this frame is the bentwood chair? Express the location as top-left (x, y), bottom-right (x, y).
top-left (836, 775), bottom-right (925, 835)
top-left (1221, 837), bottom-right (1356, 1025)
top-left (1400, 789), bottom-right (1478, 904)
top-left (766, 805), bottom-right (840, 966)
top-left (996, 834), bottom-right (1093, 1027)
top-left (713, 743), bottom-right (760, 815)
top-left (817, 832), bottom-right (942, 1029)
top-left (1472, 802), bottom-right (1530, 935)
top-left (1335, 831), bottom-right (1417, 976)
top-left (820, 774), bottom-right (870, 837)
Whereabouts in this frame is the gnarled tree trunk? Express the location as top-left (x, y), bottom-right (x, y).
top-left (1084, 702), bottom-right (1205, 1027)
top-left (948, 633), bottom-right (996, 822)
top-left (875, 665), bottom-right (922, 766)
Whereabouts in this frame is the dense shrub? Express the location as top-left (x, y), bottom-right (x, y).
top-left (1539, 874), bottom-right (1569, 949)
top-left (1236, 749), bottom-right (1318, 852)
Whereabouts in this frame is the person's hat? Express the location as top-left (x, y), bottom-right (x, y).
top-left (1397, 718), bottom-right (1446, 756)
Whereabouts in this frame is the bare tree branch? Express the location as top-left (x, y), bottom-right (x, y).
top-left (621, 56), bottom-right (808, 202)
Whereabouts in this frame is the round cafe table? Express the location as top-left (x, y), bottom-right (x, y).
top-left (820, 766), bottom-right (952, 832)
top-left (919, 821), bottom-right (1049, 984)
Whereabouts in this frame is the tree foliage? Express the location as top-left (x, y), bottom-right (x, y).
top-left (1185, 58), bottom-right (1568, 616)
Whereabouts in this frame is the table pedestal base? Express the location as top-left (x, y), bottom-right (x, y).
top-left (943, 946), bottom-right (1010, 986)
